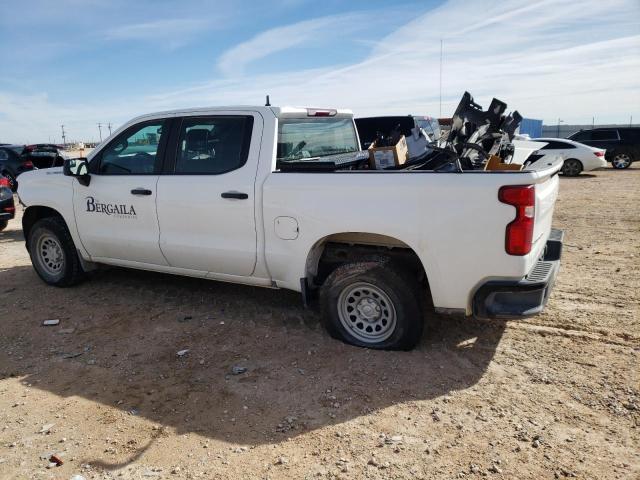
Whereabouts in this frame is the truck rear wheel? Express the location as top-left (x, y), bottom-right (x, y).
top-left (319, 258), bottom-right (424, 350)
top-left (28, 217), bottom-right (85, 287)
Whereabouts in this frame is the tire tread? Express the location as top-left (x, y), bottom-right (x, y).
top-left (28, 216), bottom-right (85, 287)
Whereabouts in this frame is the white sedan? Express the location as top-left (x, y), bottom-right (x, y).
top-left (533, 137), bottom-right (607, 176)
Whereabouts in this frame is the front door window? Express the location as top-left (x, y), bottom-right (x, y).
top-left (98, 122), bottom-right (166, 174)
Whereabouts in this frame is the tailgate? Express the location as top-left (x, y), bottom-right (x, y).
top-left (529, 159), bottom-right (561, 257)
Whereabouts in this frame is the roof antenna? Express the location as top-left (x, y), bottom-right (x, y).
top-left (265, 95), bottom-right (271, 107)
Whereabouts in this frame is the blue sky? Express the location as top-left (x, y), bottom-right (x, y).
top-left (0, 0), bottom-right (639, 143)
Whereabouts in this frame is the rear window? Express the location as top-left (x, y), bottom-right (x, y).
top-left (539, 140), bottom-right (575, 150)
top-left (619, 129), bottom-right (640, 141)
top-left (277, 118), bottom-right (359, 161)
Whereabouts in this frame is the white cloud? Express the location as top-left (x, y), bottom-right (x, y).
top-left (167, 0), bottom-right (640, 121)
top-left (217, 13), bottom-right (367, 77)
top-left (1, 0), bottom-right (639, 143)
top-left (105, 18), bottom-right (211, 49)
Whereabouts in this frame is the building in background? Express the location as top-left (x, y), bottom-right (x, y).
top-left (542, 123), bottom-right (640, 139)
top-left (518, 118), bottom-right (543, 138)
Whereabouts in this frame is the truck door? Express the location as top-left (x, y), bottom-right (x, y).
top-left (155, 113), bottom-right (261, 276)
top-left (72, 119), bottom-right (170, 266)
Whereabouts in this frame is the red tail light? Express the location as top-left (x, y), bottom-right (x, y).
top-left (499, 185), bottom-right (535, 256)
top-left (0, 177), bottom-right (9, 188)
top-left (594, 151), bottom-right (605, 157)
top-left (22, 160), bottom-right (34, 168)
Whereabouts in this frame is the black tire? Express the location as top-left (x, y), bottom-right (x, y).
top-left (27, 216), bottom-right (85, 287)
top-left (561, 158), bottom-right (583, 177)
top-left (0, 219), bottom-right (7, 231)
top-left (612, 153), bottom-right (632, 169)
top-left (319, 258), bottom-right (424, 350)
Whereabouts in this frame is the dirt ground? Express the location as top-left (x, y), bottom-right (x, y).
top-left (0, 167), bottom-right (638, 480)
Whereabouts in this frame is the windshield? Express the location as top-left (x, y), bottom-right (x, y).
top-left (414, 116), bottom-right (441, 140)
top-left (277, 118), bottom-right (359, 161)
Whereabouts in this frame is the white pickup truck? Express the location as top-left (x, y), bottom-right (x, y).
top-left (17, 104), bottom-right (564, 350)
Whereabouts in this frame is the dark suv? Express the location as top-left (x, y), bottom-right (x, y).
top-left (0, 145), bottom-right (35, 191)
top-left (23, 144), bottom-right (66, 169)
top-left (568, 127), bottom-right (640, 169)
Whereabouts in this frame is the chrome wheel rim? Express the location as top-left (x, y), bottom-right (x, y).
top-left (563, 160), bottom-right (581, 176)
top-left (613, 154), bottom-right (630, 168)
top-left (337, 282), bottom-right (397, 343)
top-left (36, 234), bottom-right (65, 275)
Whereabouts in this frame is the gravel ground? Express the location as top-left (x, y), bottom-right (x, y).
top-left (0, 166), bottom-right (638, 479)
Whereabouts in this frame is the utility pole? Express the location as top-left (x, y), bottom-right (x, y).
top-left (592, 116), bottom-right (595, 128)
top-left (439, 39), bottom-right (443, 118)
top-left (61, 125), bottom-right (66, 146)
top-left (107, 123), bottom-right (112, 137)
top-left (630, 115), bottom-right (633, 127)
top-left (97, 123), bottom-right (103, 142)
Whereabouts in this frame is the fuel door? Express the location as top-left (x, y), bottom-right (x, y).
top-left (275, 216), bottom-right (299, 240)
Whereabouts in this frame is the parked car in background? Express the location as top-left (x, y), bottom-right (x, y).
top-left (0, 145), bottom-right (35, 191)
top-left (23, 144), bottom-right (67, 169)
top-left (0, 176), bottom-right (15, 231)
top-left (532, 138), bottom-right (607, 176)
top-left (568, 127), bottom-right (640, 169)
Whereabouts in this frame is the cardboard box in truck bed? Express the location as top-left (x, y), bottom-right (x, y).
top-left (368, 135), bottom-right (409, 169)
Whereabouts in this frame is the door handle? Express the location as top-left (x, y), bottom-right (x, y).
top-left (221, 191), bottom-right (248, 200)
top-left (131, 188), bottom-right (152, 196)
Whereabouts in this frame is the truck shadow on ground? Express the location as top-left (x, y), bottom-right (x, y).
top-left (560, 173), bottom-right (597, 180)
top-left (0, 228), bottom-right (24, 244)
top-left (2, 265), bottom-right (505, 468)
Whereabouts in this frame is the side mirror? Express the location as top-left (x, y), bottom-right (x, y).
top-left (63, 158), bottom-right (91, 186)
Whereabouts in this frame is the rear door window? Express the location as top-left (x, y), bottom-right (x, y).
top-left (174, 116), bottom-right (254, 174)
top-left (569, 131), bottom-right (591, 141)
top-left (591, 130), bottom-right (618, 141)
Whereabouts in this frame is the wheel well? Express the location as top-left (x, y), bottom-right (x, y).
top-left (306, 233), bottom-right (430, 298)
top-left (22, 206), bottom-right (65, 247)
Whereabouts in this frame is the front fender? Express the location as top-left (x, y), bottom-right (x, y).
top-left (18, 169), bottom-right (88, 259)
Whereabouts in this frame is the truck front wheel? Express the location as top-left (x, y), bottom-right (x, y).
top-left (319, 258), bottom-right (424, 350)
top-left (28, 217), bottom-right (85, 287)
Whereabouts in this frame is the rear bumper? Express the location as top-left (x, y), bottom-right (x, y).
top-left (0, 195), bottom-right (16, 220)
top-left (473, 228), bottom-right (564, 319)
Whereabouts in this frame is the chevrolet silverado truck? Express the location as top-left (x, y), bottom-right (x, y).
top-left (17, 98), bottom-right (564, 350)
